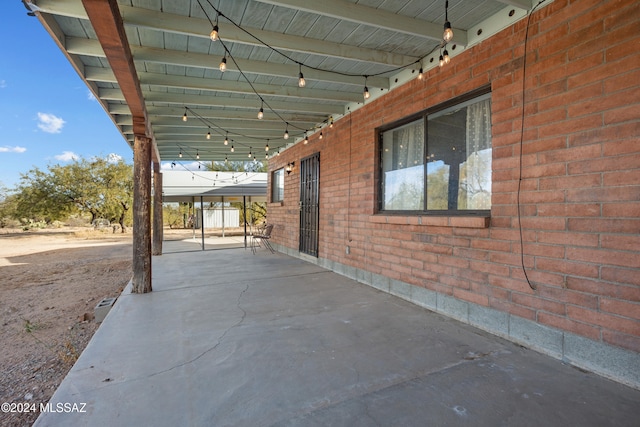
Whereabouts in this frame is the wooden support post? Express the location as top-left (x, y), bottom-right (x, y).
top-left (152, 162), bottom-right (163, 256)
top-left (132, 135), bottom-right (152, 293)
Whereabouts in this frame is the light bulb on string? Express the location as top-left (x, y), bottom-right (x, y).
top-left (418, 67), bottom-right (424, 80)
top-left (248, 148), bottom-right (252, 158)
top-left (231, 145), bottom-right (234, 152)
top-left (329, 118), bottom-right (334, 128)
top-left (319, 132), bottom-right (323, 140)
top-left (265, 141), bottom-right (269, 151)
top-left (179, 149), bottom-right (183, 158)
top-left (182, 109), bottom-right (187, 122)
top-left (210, 13), bottom-right (220, 41)
top-left (298, 64), bottom-right (306, 88)
top-left (284, 125), bottom-right (289, 140)
top-left (304, 133), bottom-right (308, 144)
top-left (206, 129), bottom-right (211, 140)
top-left (439, 51), bottom-right (445, 67)
top-left (363, 76), bottom-right (370, 100)
top-left (443, 49), bottom-right (451, 65)
top-left (224, 133), bottom-right (229, 145)
top-left (196, 150), bottom-right (200, 159)
top-left (443, 1), bottom-right (454, 43)
top-left (219, 56), bottom-right (227, 72)
top-left (258, 101), bottom-right (264, 119)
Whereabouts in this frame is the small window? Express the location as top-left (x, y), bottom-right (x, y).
top-left (379, 91), bottom-right (492, 213)
top-left (271, 168), bottom-right (284, 202)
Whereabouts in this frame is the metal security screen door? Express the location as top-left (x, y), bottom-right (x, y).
top-left (299, 152), bottom-right (320, 257)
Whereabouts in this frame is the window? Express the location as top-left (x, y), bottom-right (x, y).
top-left (271, 168), bottom-right (284, 202)
top-left (379, 91), bottom-right (492, 213)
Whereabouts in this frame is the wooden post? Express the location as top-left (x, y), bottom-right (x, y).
top-left (152, 162), bottom-right (163, 256)
top-left (132, 135), bottom-right (152, 293)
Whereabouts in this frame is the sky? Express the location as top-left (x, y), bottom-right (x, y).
top-left (0, 1), bottom-right (133, 190)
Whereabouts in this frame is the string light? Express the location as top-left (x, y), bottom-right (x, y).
top-left (210, 13), bottom-right (219, 41)
top-left (329, 118), bottom-right (334, 128)
top-left (284, 125), bottom-right (289, 140)
top-left (224, 133), bottom-right (229, 145)
top-left (443, 1), bottom-right (454, 43)
top-left (303, 133), bottom-right (308, 144)
top-left (363, 76), bottom-right (370, 100)
top-left (319, 131), bottom-right (323, 140)
top-left (265, 141), bottom-right (269, 151)
top-left (196, 150), bottom-right (200, 159)
top-left (206, 129), bottom-right (211, 139)
top-left (298, 64), bottom-right (306, 88)
top-left (439, 51), bottom-right (445, 67)
top-left (219, 56), bottom-right (227, 72)
top-left (182, 108), bottom-right (187, 122)
top-left (443, 48), bottom-right (451, 65)
top-left (179, 149), bottom-right (183, 158)
top-left (258, 101), bottom-right (264, 119)
top-left (418, 67), bottom-right (424, 80)
top-left (248, 147), bottom-right (252, 158)
top-left (230, 145), bottom-right (234, 152)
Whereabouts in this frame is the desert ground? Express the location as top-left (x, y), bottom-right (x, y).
top-left (0, 227), bottom-right (134, 427)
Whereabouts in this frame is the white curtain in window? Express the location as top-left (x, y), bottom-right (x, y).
top-left (460, 98), bottom-right (492, 209)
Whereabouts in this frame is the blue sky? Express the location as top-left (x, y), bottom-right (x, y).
top-left (0, 1), bottom-right (132, 190)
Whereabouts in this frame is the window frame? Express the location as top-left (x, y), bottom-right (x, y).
top-left (271, 168), bottom-right (285, 203)
top-left (376, 86), bottom-right (492, 216)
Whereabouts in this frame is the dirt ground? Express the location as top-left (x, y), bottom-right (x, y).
top-left (0, 227), bottom-right (133, 427)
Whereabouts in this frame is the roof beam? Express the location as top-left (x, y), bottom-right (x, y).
top-left (254, 0), bottom-right (467, 45)
top-left (495, 0), bottom-right (532, 9)
top-left (66, 37), bottom-right (390, 89)
top-left (80, 0), bottom-right (153, 153)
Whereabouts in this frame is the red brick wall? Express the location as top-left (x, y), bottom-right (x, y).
top-left (268, 0), bottom-right (640, 353)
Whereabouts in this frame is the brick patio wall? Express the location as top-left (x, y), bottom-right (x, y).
top-left (267, 0), bottom-right (639, 368)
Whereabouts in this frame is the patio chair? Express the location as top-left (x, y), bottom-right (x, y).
top-left (251, 224), bottom-right (275, 254)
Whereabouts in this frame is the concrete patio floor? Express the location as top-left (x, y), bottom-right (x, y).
top-left (35, 242), bottom-right (640, 426)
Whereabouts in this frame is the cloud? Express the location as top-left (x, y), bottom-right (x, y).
top-left (0, 146), bottom-right (27, 153)
top-left (106, 153), bottom-right (123, 163)
top-left (37, 112), bottom-right (65, 134)
top-left (54, 151), bottom-right (79, 162)
top-left (87, 90), bottom-right (96, 101)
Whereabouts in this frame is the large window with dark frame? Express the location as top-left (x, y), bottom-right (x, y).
top-left (379, 91), bottom-right (492, 213)
top-left (271, 168), bottom-right (284, 202)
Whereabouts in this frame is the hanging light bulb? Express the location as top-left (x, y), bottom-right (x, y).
top-left (258, 101), bottom-right (264, 120)
top-left (196, 150), bottom-right (200, 159)
top-left (210, 25), bottom-right (219, 41)
top-left (206, 130), bottom-right (211, 140)
top-left (219, 56), bottom-right (227, 72)
top-left (231, 145), bottom-right (235, 152)
top-left (182, 109), bottom-right (188, 122)
top-left (443, 1), bottom-right (454, 43)
top-left (265, 142), bottom-right (269, 151)
top-left (439, 52), bottom-right (445, 67)
top-left (265, 153), bottom-right (269, 159)
top-left (298, 64), bottom-right (306, 88)
top-left (248, 148), bottom-right (252, 158)
top-left (284, 126), bottom-right (289, 140)
top-left (225, 156), bottom-right (228, 163)
top-left (304, 133), bottom-right (308, 144)
top-left (224, 133), bottom-right (229, 145)
top-left (329, 118), bottom-right (334, 128)
top-left (179, 149), bottom-right (183, 158)
top-left (363, 76), bottom-right (370, 100)
top-left (319, 131), bottom-right (323, 140)
top-left (418, 67), bottom-right (424, 80)
top-left (443, 48), bottom-right (451, 65)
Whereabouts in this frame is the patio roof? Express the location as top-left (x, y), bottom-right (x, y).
top-left (161, 170), bottom-right (267, 202)
top-left (23, 0), bottom-right (536, 164)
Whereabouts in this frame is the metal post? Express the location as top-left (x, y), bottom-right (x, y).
top-left (243, 195), bottom-right (247, 248)
top-left (200, 196), bottom-right (205, 250)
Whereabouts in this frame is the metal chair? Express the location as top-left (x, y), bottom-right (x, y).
top-left (251, 224), bottom-right (274, 254)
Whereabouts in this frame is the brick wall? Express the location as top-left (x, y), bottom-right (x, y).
top-left (268, 0), bottom-right (640, 354)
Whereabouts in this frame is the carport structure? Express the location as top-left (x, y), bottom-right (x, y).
top-left (161, 170), bottom-right (267, 250)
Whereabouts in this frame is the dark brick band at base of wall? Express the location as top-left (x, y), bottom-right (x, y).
top-left (272, 243), bottom-right (640, 391)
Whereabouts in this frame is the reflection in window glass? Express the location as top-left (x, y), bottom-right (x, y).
top-left (271, 168), bottom-right (284, 202)
top-left (379, 93), bottom-right (492, 212)
top-left (381, 119), bottom-right (424, 210)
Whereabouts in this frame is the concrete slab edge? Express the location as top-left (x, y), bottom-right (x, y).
top-left (271, 244), bottom-right (640, 390)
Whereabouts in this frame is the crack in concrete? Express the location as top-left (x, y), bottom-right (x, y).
top-left (70, 283), bottom-right (251, 396)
